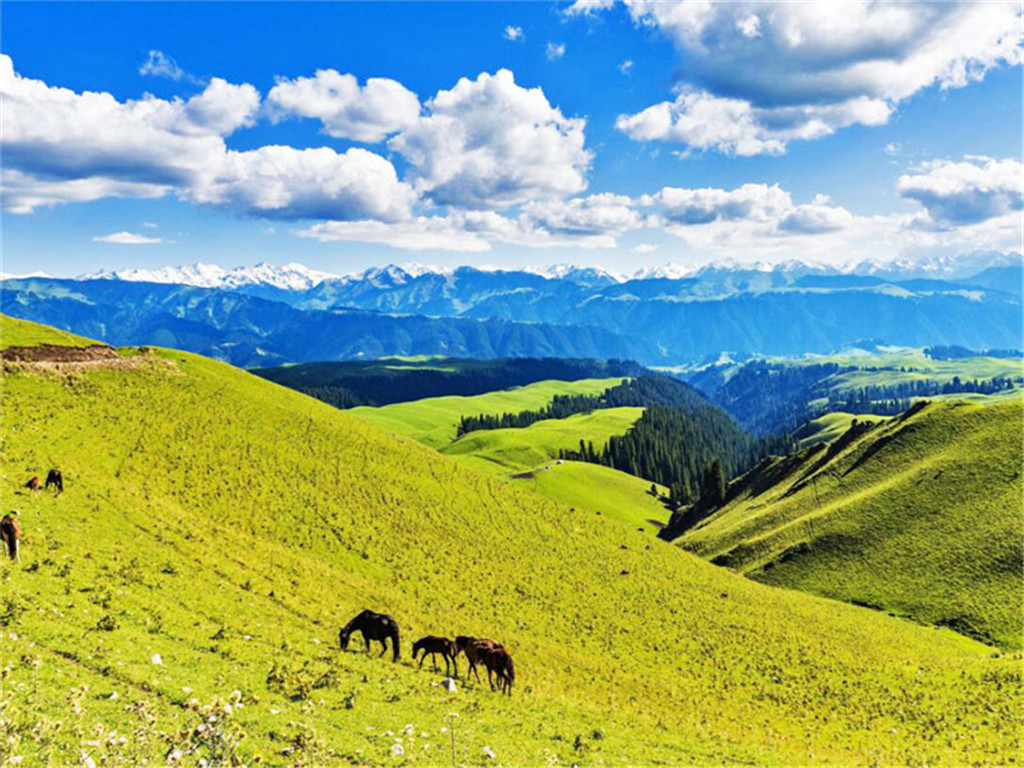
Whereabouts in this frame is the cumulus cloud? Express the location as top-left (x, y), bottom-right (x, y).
top-left (0, 54), bottom-right (414, 221)
top-left (389, 69), bottom-right (591, 209)
top-left (504, 25), bottom-right (524, 42)
top-left (619, 60), bottom-right (634, 75)
top-left (646, 183), bottom-right (794, 225)
top-left (92, 231), bottom-right (163, 245)
top-left (546, 42), bottom-right (567, 60)
top-left (563, 0), bottom-right (615, 17)
top-left (604, 1), bottom-right (1023, 154)
top-left (265, 69), bottom-right (421, 143)
top-left (897, 156), bottom-right (1024, 227)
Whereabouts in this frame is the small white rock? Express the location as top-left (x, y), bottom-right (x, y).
top-left (150, 653), bottom-right (163, 666)
top-left (108, 691), bottom-right (118, 700)
top-left (482, 746), bottom-right (497, 760)
top-left (441, 677), bottom-right (457, 693)
top-left (390, 744), bottom-right (405, 757)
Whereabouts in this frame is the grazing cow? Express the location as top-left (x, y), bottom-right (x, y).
top-left (412, 635), bottom-right (458, 677)
top-left (1, 513), bottom-right (21, 563)
top-left (25, 476), bottom-right (41, 492)
top-left (339, 609), bottom-right (400, 662)
top-left (480, 646), bottom-right (515, 696)
top-left (45, 469), bottom-right (63, 493)
top-left (454, 636), bottom-right (504, 685)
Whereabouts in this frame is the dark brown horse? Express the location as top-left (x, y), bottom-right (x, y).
top-left (25, 476), bottom-right (40, 492)
top-left (1, 513), bottom-right (21, 563)
top-left (455, 636), bottom-right (504, 685)
top-left (412, 635), bottom-right (458, 676)
top-left (45, 469), bottom-right (63, 493)
top-left (480, 646), bottom-right (515, 696)
top-left (339, 609), bottom-right (400, 662)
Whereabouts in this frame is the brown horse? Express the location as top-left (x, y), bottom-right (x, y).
top-left (455, 636), bottom-right (504, 685)
top-left (339, 609), bottom-right (400, 662)
top-left (45, 469), bottom-right (63, 493)
top-left (412, 635), bottom-right (458, 676)
top-left (25, 476), bottom-right (41, 492)
top-left (1, 513), bottom-right (21, 563)
top-left (480, 646), bottom-right (515, 696)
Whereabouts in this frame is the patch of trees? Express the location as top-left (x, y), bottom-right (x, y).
top-left (925, 345), bottom-right (1022, 360)
top-left (558, 403), bottom-right (794, 505)
top-left (456, 374), bottom-right (709, 436)
top-left (829, 376), bottom-right (1018, 414)
top-left (257, 357), bottom-right (649, 408)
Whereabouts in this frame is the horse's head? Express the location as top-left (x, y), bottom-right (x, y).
top-left (338, 628), bottom-right (351, 650)
top-left (454, 635), bottom-right (472, 655)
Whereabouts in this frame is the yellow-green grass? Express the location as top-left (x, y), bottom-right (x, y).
top-left (1, 318), bottom-right (1020, 765)
top-left (439, 407), bottom-right (644, 472)
top-left (794, 412), bottom-right (888, 448)
top-left (349, 378), bottom-right (623, 449)
top-left (0, 314), bottom-right (98, 350)
top-left (505, 461), bottom-right (671, 531)
top-left (681, 400), bottom-right (1024, 649)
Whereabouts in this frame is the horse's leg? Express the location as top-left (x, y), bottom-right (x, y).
top-left (364, 635), bottom-right (372, 654)
top-left (471, 660), bottom-right (481, 683)
top-left (379, 638), bottom-right (388, 657)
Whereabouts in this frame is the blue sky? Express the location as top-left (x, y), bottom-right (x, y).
top-left (2, 1), bottom-right (1022, 277)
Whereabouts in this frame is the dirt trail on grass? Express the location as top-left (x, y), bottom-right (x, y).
top-left (1, 344), bottom-right (120, 363)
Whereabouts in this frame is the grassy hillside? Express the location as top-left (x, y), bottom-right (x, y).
top-left (440, 407), bottom-right (644, 472)
top-left (2, 317), bottom-right (1021, 765)
top-left (680, 400), bottom-right (1024, 649)
top-left (794, 412), bottom-right (887, 448)
top-left (0, 314), bottom-right (99, 349)
top-left (350, 378), bottom-right (623, 449)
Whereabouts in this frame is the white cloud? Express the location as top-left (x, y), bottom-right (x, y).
top-left (546, 42), bottom-right (567, 61)
top-left (633, 243), bottom-right (658, 253)
top-left (265, 69), bottom-right (421, 143)
top-left (389, 69), bottom-right (591, 209)
top-left (619, 60), bottom-right (634, 75)
top-left (1, 54), bottom-right (413, 222)
top-left (563, 0), bottom-right (615, 17)
top-left (885, 142), bottom-right (902, 157)
top-left (897, 156), bottom-right (1024, 227)
top-left (605, 1), bottom-right (1023, 154)
top-left (92, 231), bottom-right (163, 245)
top-left (504, 25), bottom-right (524, 42)
top-left (141, 221), bottom-right (159, 229)
top-left (139, 50), bottom-right (185, 81)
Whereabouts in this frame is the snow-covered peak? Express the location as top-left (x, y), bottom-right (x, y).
top-left (0, 270), bottom-right (53, 281)
top-left (525, 264), bottom-right (626, 284)
top-left (78, 262), bottom-right (339, 290)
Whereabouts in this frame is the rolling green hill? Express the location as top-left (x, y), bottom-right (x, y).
top-left (349, 378), bottom-right (624, 449)
top-left (793, 412), bottom-right (887, 448)
top-left (1, 316), bottom-right (1021, 766)
top-left (0, 315), bottom-right (99, 350)
top-left (678, 400), bottom-right (1024, 649)
top-left (440, 407), bottom-right (645, 473)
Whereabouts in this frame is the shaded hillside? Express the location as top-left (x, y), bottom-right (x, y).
top-left (677, 400), bottom-right (1024, 649)
top-left (0, 278), bottom-right (651, 366)
top-left (3, 316), bottom-right (1020, 765)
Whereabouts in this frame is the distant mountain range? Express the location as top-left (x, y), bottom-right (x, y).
top-left (2, 251), bottom-right (1020, 365)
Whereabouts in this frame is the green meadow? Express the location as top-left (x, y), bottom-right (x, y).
top-left (1, 317), bottom-right (1021, 766)
top-left (680, 400), bottom-right (1024, 649)
top-left (0, 316), bottom-right (98, 350)
top-left (350, 378), bottom-right (622, 449)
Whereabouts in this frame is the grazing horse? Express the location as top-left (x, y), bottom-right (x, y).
top-left (412, 636), bottom-right (458, 677)
top-left (1, 513), bottom-right (21, 563)
top-left (455, 636), bottom-right (504, 685)
top-left (339, 609), bottom-right (400, 662)
top-left (45, 469), bottom-right (63, 493)
top-left (25, 477), bottom-right (41, 492)
top-left (481, 646), bottom-right (515, 696)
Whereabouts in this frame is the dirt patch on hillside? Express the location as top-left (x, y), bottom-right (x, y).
top-left (1, 344), bottom-right (119, 363)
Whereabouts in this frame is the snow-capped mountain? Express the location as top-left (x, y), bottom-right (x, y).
top-left (79, 262), bottom-right (340, 291)
top-left (0, 271), bottom-right (53, 280)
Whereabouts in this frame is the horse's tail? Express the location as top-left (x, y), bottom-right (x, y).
top-left (391, 626), bottom-right (400, 662)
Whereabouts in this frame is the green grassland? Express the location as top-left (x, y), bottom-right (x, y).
top-left (0, 315), bottom-right (99, 350)
top-left (440, 407), bottom-right (645, 472)
top-left (350, 378), bottom-right (623, 449)
top-left (793, 412), bottom-right (888, 448)
top-left (2, 316), bottom-right (1021, 766)
top-left (680, 400), bottom-right (1024, 649)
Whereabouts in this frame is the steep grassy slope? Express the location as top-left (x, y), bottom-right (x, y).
top-left (350, 378), bottom-right (623, 449)
top-left (794, 412), bottom-right (887, 448)
top-left (440, 407), bottom-right (644, 472)
top-left (680, 400), bottom-right (1024, 649)
top-left (0, 315), bottom-right (98, 349)
top-left (2, 317), bottom-right (1021, 765)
